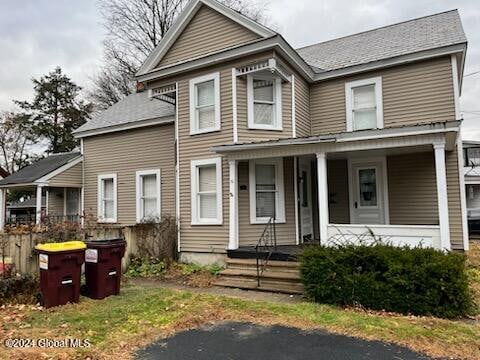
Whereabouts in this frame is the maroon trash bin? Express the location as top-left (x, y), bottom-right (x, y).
top-left (84, 238), bottom-right (126, 300)
top-left (35, 241), bottom-right (86, 309)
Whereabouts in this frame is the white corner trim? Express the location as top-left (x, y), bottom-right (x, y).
top-left (247, 74), bottom-right (283, 131)
top-left (248, 158), bottom-right (286, 224)
top-left (35, 156), bottom-right (83, 183)
top-left (232, 68), bottom-right (238, 143)
top-left (451, 55), bottom-right (461, 120)
top-left (135, 169), bottom-right (161, 223)
top-left (97, 173), bottom-right (117, 224)
top-left (291, 74), bottom-right (296, 138)
top-left (345, 76), bottom-right (383, 132)
top-left (190, 157), bottom-right (223, 225)
top-left (175, 82), bottom-right (181, 252)
top-left (189, 72), bottom-right (221, 135)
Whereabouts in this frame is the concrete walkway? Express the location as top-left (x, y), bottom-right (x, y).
top-left (136, 321), bottom-right (432, 360)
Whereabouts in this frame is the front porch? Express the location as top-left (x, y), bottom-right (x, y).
top-left (216, 122), bottom-right (466, 254)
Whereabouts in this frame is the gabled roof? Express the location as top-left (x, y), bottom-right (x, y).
top-left (0, 152), bottom-right (81, 186)
top-left (296, 10), bottom-right (466, 73)
top-left (136, 0), bottom-right (276, 77)
top-left (73, 92), bottom-right (175, 138)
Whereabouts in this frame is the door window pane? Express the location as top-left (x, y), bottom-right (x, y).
top-left (358, 168), bottom-right (377, 207)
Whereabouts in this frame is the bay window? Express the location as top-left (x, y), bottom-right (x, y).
top-left (136, 169), bottom-right (161, 222)
top-left (249, 158), bottom-right (285, 224)
top-left (189, 72), bottom-right (221, 134)
top-left (345, 77), bottom-right (383, 132)
top-left (97, 174), bottom-right (117, 223)
top-left (191, 158), bottom-right (223, 225)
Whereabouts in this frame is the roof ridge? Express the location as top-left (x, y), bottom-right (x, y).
top-left (296, 9), bottom-right (460, 51)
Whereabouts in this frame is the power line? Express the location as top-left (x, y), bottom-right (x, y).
top-left (464, 70), bottom-right (480, 78)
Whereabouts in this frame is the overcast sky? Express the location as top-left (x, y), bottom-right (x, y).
top-left (1, 0), bottom-right (479, 139)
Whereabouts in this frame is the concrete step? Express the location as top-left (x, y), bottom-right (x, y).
top-left (220, 268), bottom-right (301, 281)
top-left (214, 277), bottom-right (304, 295)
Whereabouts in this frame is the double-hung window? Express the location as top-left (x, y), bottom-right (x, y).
top-left (249, 159), bottom-right (285, 224)
top-left (97, 174), bottom-right (117, 223)
top-left (189, 72), bottom-right (221, 134)
top-left (191, 158), bottom-right (223, 225)
top-left (247, 75), bottom-right (282, 130)
top-left (345, 77), bottom-right (383, 132)
top-left (136, 169), bottom-right (161, 222)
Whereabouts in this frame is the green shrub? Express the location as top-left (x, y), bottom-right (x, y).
top-left (0, 274), bottom-right (38, 305)
top-left (301, 244), bottom-right (474, 318)
top-left (126, 257), bottom-right (166, 278)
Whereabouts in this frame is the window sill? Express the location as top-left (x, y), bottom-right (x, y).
top-left (97, 219), bottom-right (117, 224)
top-left (250, 218), bottom-right (286, 225)
top-left (247, 125), bottom-right (283, 131)
top-left (191, 220), bottom-right (223, 226)
top-left (190, 127), bottom-right (221, 136)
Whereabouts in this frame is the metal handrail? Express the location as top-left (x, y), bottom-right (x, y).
top-left (255, 215), bottom-right (277, 287)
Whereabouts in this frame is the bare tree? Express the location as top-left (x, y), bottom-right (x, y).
top-left (0, 111), bottom-right (34, 174)
top-left (90, 0), bottom-right (270, 109)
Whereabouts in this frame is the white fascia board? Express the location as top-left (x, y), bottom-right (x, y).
top-left (35, 156), bottom-right (83, 183)
top-left (136, 0), bottom-right (275, 77)
top-left (313, 43), bottom-right (467, 82)
top-left (73, 116), bottom-right (175, 139)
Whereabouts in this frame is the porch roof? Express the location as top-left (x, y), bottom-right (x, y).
top-left (0, 152), bottom-right (82, 188)
top-left (211, 121), bottom-right (461, 155)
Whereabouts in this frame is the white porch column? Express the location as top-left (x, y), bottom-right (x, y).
top-left (228, 160), bottom-right (239, 250)
top-left (316, 152), bottom-right (329, 243)
top-left (36, 185), bottom-right (43, 225)
top-left (434, 142), bottom-right (451, 251)
top-left (0, 189), bottom-right (6, 231)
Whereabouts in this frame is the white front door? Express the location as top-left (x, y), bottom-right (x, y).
top-left (299, 157), bottom-right (313, 241)
top-left (350, 159), bottom-right (387, 225)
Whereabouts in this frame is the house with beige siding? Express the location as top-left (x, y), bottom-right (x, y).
top-left (71, 0), bottom-right (468, 269)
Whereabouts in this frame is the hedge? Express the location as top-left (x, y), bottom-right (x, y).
top-left (0, 274), bottom-right (38, 306)
top-left (300, 244), bottom-right (473, 318)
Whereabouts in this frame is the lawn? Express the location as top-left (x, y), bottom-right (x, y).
top-left (1, 283), bottom-right (479, 360)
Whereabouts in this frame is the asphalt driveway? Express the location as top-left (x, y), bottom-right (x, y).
top-left (136, 321), bottom-right (432, 360)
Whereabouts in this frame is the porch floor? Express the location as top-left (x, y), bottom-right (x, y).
top-left (227, 245), bottom-right (309, 261)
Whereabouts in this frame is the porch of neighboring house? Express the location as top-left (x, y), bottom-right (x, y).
top-left (0, 151), bottom-right (83, 230)
top-left (214, 123), bottom-right (466, 293)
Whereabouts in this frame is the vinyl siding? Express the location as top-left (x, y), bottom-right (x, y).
top-left (387, 152), bottom-right (439, 225)
top-left (48, 162), bottom-right (82, 187)
top-left (238, 158), bottom-right (296, 247)
top-left (158, 5), bottom-right (261, 68)
top-left (327, 159), bottom-right (349, 224)
top-left (446, 147), bottom-right (464, 250)
top-left (294, 73), bottom-right (311, 137)
top-left (47, 188), bottom-right (64, 216)
top-left (83, 125), bottom-right (175, 225)
top-left (310, 57), bottom-right (456, 135)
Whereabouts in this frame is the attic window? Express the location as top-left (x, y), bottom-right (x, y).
top-left (189, 72), bottom-right (221, 135)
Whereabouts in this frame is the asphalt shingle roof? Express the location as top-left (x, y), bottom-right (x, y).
top-left (296, 10), bottom-right (467, 73)
top-left (73, 92), bottom-right (175, 135)
top-left (0, 152), bottom-right (81, 186)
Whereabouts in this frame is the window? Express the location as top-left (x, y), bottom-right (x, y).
top-left (247, 75), bottom-right (282, 130)
top-left (466, 147), bottom-right (480, 167)
top-left (345, 77), bottom-right (383, 132)
top-left (65, 188), bottom-right (80, 216)
top-left (97, 174), bottom-right (117, 223)
top-left (191, 158), bottom-right (223, 225)
top-left (189, 72), bottom-right (221, 134)
top-left (249, 159), bottom-right (285, 224)
top-left (136, 169), bottom-right (161, 222)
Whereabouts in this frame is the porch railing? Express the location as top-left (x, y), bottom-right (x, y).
top-left (255, 216), bottom-right (277, 287)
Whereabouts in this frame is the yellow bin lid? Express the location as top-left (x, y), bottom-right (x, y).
top-left (36, 241), bottom-right (86, 252)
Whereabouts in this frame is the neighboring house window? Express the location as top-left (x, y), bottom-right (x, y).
top-left (247, 75), bottom-right (282, 130)
top-left (466, 147), bottom-right (480, 167)
top-left (189, 72), bottom-right (221, 134)
top-left (97, 174), bottom-right (117, 223)
top-left (345, 77), bottom-right (383, 132)
top-left (136, 169), bottom-right (161, 222)
top-left (191, 158), bottom-right (223, 225)
top-left (249, 158), bottom-right (285, 224)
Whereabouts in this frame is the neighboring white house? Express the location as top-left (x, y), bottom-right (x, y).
top-left (464, 141), bottom-right (480, 232)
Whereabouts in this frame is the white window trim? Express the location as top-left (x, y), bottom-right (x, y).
top-left (97, 174), bottom-right (117, 223)
top-left (189, 72), bottom-right (221, 135)
top-left (247, 74), bottom-right (283, 130)
top-left (345, 76), bottom-right (383, 132)
top-left (136, 169), bottom-right (161, 223)
top-left (191, 157), bottom-right (223, 225)
top-left (249, 158), bottom-right (286, 224)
